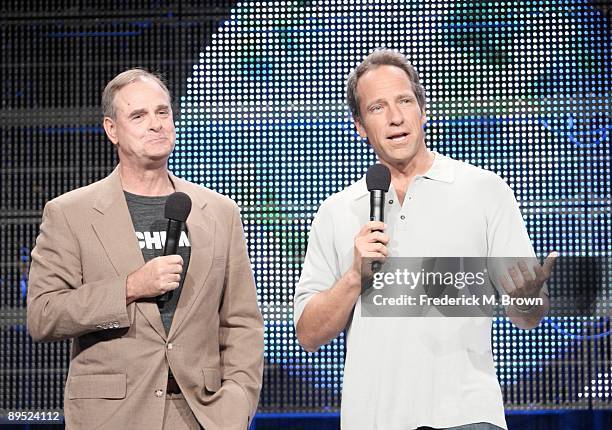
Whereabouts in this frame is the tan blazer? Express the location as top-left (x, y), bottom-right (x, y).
top-left (27, 167), bottom-right (264, 430)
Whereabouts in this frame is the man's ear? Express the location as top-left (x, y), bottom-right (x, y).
top-left (103, 117), bottom-right (118, 145)
top-left (420, 109), bottom-right (428, 127)
top-left (354, 118), bottom-right (367, 140)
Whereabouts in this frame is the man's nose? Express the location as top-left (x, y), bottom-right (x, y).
top-left (149, 114), bottom-right (163, 131)
top-left (388, 104), bottom-right (404, 126)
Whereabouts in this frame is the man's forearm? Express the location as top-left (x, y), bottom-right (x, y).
top-left (508, 293), bottom-right (550, 330)
top-left (27, 275), bottom-right (130, 342)
top-left (296, 269), bottom-right (362, 352)
top-left (126, 274), bottom-right (138, 305)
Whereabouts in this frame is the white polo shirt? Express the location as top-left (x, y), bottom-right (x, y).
top-left (294, 152), bottom-right (536, 430)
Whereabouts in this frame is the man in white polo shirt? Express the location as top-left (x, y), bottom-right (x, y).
top-left (293, 50), bottom-right (556, 430)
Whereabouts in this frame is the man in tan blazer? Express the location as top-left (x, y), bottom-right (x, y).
top-left (27, 69), bottom-right (264, 430)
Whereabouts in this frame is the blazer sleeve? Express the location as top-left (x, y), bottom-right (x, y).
top-left (217, 202), bottom-right (264, 427)
top-left (27, 200), bottom-right (130, 342)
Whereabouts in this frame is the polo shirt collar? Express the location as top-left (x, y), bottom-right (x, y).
top-left (422, 151), bottom-right (456, 183)
top-left (351, 151), bottom-right (456, 201)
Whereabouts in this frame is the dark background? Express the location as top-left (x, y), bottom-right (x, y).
top-left (1, 1), bottom-right (610, 428)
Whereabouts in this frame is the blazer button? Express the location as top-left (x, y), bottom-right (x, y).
top-left (155, 389), bottom-right (164, 398)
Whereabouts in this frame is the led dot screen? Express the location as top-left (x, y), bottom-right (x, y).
top-left (1, 0), bottom-right (610, 418)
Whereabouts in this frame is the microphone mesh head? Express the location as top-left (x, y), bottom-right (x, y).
top-left (366, 163), bottom-right (391, 192)
top-left (165, 192), bottom-right (192, 222)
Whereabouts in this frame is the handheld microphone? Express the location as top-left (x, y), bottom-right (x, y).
top-left (158, 192), bottom-right (192, 303)
top-left (366, 164), bottom-right (391, 272)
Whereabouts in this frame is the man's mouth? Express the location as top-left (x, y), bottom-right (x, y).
top-left (387, 132), bottom-right (409, 142)
top-left (148, 137), bottom-right (168, 143)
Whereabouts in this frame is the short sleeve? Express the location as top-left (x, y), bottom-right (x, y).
top-left (293, 200), bottom-right (342, 327)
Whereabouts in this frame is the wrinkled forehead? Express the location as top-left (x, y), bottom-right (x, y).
top-left (356, 65), bottom-right (415, 104)
top-left (113, 78), bottom-right (171, 113)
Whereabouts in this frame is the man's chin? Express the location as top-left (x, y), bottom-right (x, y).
top-left (380, 150), bottom-right (418, 166)
top-left (140, 153), bottom-right (172, 169)
top-left (150, 146), bottom-right (174, 160)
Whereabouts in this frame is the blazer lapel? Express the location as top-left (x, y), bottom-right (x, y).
top-left (91, 167), bottom-right (167, 341)
top-left (167, 174), bottom-right (215, 338)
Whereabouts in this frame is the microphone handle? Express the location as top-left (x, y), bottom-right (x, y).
top-left (158, 219), bottom-right (184, 303)
top-left (369, 190), bottom-right (386, 272)
top-left (369, 190), bottom-right (386, 223)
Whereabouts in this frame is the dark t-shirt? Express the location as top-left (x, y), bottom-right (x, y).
top-left (124, 191), bottom-right (191, 334)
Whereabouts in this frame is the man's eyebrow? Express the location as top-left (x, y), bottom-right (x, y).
top-left (365, 93), bottom-right (416, 110)
top-left (127, 105), bottom-right (170, 117)
top-left (128, 108), bottom-right (147, 118)
top-left (366, 98), bottom-right (387, 108)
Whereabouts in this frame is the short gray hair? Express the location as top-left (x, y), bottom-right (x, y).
top-left (102, 68), bottom-right (170, 119)
top-left (346, 49), bottom-right (426, 120)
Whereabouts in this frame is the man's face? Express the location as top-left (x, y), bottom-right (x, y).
top-left (354, 65), bottom-right (427, 167)
top-left (103, 78), bottom-right (175, 169)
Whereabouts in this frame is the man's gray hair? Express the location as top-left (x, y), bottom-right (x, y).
top-left (102, 68), bottom-right (170, 119)
top-left (346, 49), bottom-right (426, 120)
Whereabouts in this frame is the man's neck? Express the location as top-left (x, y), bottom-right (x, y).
top-left (384, 149), bottom-right (435, 206)
top-left (119, 163), bottom-right (175, 196)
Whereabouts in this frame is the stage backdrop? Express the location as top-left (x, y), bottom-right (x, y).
top-left (1, 0), bottom-right (610, 419)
